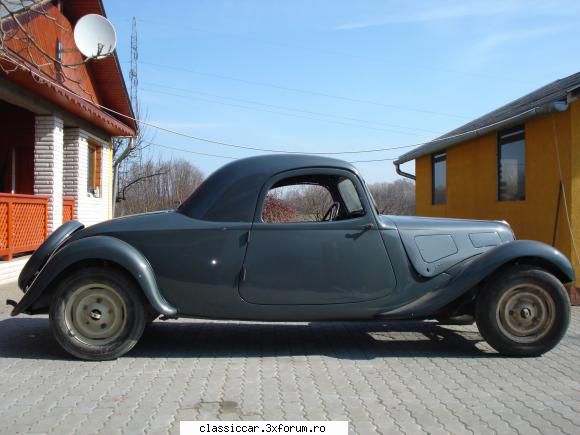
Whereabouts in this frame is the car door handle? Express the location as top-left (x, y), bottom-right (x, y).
top-left (361, 223), bottom-right (374, 231)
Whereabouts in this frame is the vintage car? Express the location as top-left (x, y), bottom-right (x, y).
top-left (8, 155), bottom-right (573, 360)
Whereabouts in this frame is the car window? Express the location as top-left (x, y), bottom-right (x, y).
top-left (261, 173), bottom-right (366, 223)
top-left (337, 178), bottom-right (364, 215)
top-left (262, 184), bottom-right (333, 223)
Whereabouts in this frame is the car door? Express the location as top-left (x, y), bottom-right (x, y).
top-left (238, 168), bottom-right (396, 305)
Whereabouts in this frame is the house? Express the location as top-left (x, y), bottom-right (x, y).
top-left (0, 0), bottom-right (136, 281)
top-left (394, 72), bottom-right (580, 302)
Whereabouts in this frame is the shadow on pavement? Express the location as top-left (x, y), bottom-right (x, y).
top-left (0, 317), bottom-right (496, 361)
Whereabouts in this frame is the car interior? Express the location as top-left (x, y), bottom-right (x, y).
top-left (262, 174), bottom-right (365, 223)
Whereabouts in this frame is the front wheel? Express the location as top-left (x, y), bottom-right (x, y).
top-left (476, 266), bottom-right (570, 357)
top-left (50, 267), bottom-right (147, 361)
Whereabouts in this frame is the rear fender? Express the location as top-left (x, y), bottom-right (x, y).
top-left (380, 240), bottom-right (574, 319)
top-left (11, 235), bottom-right (177, 317)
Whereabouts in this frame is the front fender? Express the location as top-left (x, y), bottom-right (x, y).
top-left (450, 239), bottom-right (575, 289)
top-left (380, 240), bottom-right (574, 319)
top-left (11, 235), bottom-right (177, 317)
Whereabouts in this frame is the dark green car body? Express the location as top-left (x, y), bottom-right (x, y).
top-left (12, 155), bottom-right (575, 322)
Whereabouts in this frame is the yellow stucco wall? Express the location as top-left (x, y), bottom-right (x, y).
top-left (570, 101), bottom-right (580, 278)
top-left (416, 100), bottom-right (579, 279)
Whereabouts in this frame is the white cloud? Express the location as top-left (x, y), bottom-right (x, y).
top-left (334, 0), bottom-right (580, 31)
top-left (461, 26), bottom-right (566, 69)
top-left (335, 1), bottom-right (517, 30)
top-left (473, 26), bottom-right (564, 52)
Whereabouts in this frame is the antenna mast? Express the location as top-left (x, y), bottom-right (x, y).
top-left (128, 16), bottom-right (140, 162)
top-left (129, 17), bottom-right (139, 112)
top-left (115, 17), bottom-right (140, 216)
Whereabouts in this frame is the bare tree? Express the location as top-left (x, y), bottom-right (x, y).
top-left (115, 157), bottom-right (204, 216)
top-left (0, 2), bottom-right (146, 213)
top-left (1, 1), bottom-right (111, 86)
top-left (284, 185), bottom-right (333, 220)
top-left (262, 196), bottom-right (298, 223)
top-left (368, 179), bottom-right (415, 215)
top-left (112, 17), bottom-right (148, 214)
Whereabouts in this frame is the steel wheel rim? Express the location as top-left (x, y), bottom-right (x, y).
top-left (496, 283), bottom-right (555, 344)
top-left (64, 284), bottom-right (127, 346)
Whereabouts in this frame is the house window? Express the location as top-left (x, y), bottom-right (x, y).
top-left (87, 143), bottom-right (102, 197)
top-left (498, 126), bottom-right (525, 201)
top-left (432, 152), bottom-right (446, 205)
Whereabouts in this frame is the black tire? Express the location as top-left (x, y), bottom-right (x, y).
top-left (476, 266), bottom-right (570, 357)
top-left (49, 267), bottom-right (147, 361)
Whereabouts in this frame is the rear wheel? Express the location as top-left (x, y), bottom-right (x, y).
top-left (50, 267), bottom-right (146, 361)
top-left (476, 266), bottom-right (570, 357)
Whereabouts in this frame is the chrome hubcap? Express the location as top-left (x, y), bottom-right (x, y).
top-left (496, 284), bottom-right (555, 343)
top-left (64, 284), bottom-right (127, 346)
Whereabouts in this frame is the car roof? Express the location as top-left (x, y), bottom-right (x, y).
top-left (178, 154), bottom-right (359, 222)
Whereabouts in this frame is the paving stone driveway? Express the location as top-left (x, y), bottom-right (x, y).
top-left (0, 282), bottom-right (579, 435)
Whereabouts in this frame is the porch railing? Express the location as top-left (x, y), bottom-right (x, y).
top-left (0, 193), bottom-right (48, 261)
top-left (63, 197), bottom-right (75, 223)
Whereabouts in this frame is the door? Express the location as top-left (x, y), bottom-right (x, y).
top-left (239, 169), bottom-right (396, 305)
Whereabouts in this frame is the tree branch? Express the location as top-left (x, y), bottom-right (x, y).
top-left (0, 0), bottom-right (107, 68)
top-left (117, 171), bottom-right (167, 202)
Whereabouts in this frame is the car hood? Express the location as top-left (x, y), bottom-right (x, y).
top-left (380, 215), bottom-right (513, 235)
top-left (379, 215), bottom-right (515, 278)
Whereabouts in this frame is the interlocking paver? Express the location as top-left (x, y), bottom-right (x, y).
top-left (1, 283), bottom-right (579, 435)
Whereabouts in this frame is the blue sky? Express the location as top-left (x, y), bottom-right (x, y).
top-left (104, 0), bottom-right (580, 183)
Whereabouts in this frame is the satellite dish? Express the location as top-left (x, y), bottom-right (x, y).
top-left (73, 14), bottom-right (117, 59)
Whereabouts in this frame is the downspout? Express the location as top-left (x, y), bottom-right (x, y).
top-left (395, 162), bottom-right (416, 181)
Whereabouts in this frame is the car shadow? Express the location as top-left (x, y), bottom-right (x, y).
top-left (0, 317), bottom-right (498, 361)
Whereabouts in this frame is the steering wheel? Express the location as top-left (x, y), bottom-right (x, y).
top-left (322, 201), bottom-right (340, 222)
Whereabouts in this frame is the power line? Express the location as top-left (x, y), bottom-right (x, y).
top-left (2, 51), bottom-right (420, 156)
top-left (229, 37), bottom-right (534, 86)
top-left (140, 60), bottom-right (469, 120)
top-left (147, 141), bottom-right (236, 159)
top-left (141, 86), bottom-right (436, 138)
top-left (148, 141), bottom-right (400, 165)
top-left (142, 81), bottom-right (442, 135)
top-left (2, 52), bottom-right (548, 162)
top-left (124, 19), bottom-right (533, 86)
top-left (350, 157), bottom-right (397, 163)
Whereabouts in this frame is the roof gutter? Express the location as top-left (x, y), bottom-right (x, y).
top-left (393, 101), bottom-right (569, 174)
